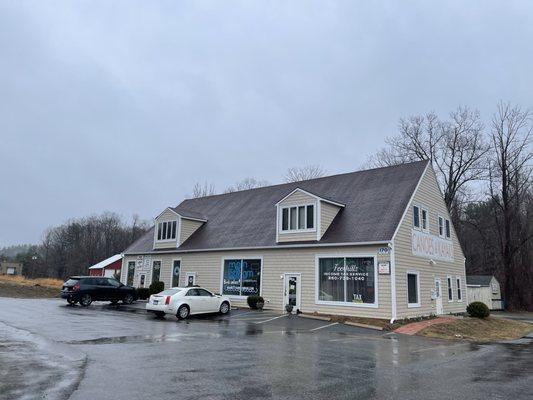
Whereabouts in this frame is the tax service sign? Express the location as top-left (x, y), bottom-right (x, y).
top-left (411, 229), bottom-right (454, 262)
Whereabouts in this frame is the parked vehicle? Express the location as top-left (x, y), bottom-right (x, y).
top-left (61, 276), bottom-right (137, 307)
top-left (146, 286), bottom-right (231, 319)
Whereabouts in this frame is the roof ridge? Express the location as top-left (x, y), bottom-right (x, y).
top-left (178, 159), bottom-right (430, 206)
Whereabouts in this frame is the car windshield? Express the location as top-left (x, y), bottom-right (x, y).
top-left (64, 279), bottom-right (79, 286)
top-left (159, 289), bottom-right (182, 295)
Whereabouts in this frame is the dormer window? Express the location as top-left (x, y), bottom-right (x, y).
top-left (157, 221), bottom-right (177, 241)
top-left (281, 205), bottom-right (314, 231)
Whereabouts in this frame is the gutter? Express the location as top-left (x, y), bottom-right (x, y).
top-left (123, 240), bottom-right (391, 256)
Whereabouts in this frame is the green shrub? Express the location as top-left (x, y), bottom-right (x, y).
top-left (149, 281), bottom-right (165, 295)
top-left (247, 295), bottom-right (264, 310)
top-left (137, 288), bottom-right (150, 300)
top-left (467, 301), bottom-right (490, 318)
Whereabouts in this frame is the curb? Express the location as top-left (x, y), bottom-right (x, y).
top-left (343, 321), bottom-right (383, 331)
top-left (299, 314), bottom-right (331, 321)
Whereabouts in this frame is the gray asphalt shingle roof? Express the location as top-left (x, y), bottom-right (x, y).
top-left (124, 160), bottom-right (429, 254)
top-left (466, 275), bottom-right (494, 286)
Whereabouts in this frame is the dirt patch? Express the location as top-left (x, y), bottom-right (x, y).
top-left (419, 316), bottom-right (533, 342)
top-left (0, 281), bottom-right (59, 298)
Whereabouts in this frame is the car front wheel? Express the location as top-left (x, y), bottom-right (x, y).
top-left (123, 294), bottom-right (134, 304)
top-left (219, 301), bottom-right (230, 315)
top-left (79, 294), bottom-right (92, 307)
top-left (177, 305), bottom-right (190, 320)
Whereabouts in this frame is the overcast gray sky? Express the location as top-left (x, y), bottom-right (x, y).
top-left (1, 1), bottom-right (532, 247)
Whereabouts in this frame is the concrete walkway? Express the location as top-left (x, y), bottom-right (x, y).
top-left (395, 316), bottom-right (457, 335)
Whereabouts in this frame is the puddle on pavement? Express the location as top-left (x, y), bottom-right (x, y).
top-left (65, 331), bottom-right (223, 345)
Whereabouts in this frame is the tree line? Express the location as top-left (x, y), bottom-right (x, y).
top-left (11, 213), bottom-right (149, 280)
top-left (369, 102), bottom-right (532, 311)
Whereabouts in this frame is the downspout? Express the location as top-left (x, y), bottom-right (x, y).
top-left (389, 241), bottom-right (397, 324)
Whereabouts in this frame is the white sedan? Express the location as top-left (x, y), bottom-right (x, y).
top-left (146, 287), bottom-right (231, 319)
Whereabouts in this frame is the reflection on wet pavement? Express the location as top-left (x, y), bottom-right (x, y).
top-left (0, 298), bottom-right (531, 400)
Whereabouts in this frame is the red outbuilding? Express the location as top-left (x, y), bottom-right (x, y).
top-left (88, 254), bottom-right (123, 278)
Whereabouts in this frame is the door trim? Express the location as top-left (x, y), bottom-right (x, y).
top-left (435, 277), bottom-right (443, 315)
top-left (283, 273), bottom-right (301, 313)
top-left (186, 272), bottom-right (197, 287)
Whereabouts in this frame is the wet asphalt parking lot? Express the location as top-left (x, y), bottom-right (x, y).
top-left (0, 298), bottom-right (532, 400)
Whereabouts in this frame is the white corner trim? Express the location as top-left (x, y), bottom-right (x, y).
top-left (316, 200), bottom-right (322, 241)
top-left (389, 241), bottom-right (397, 322)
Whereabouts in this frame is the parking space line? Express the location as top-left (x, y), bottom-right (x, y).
top-left (310, 322), bottom-right (339, 331)
top-left (255, 315), bottom-right (287, 324)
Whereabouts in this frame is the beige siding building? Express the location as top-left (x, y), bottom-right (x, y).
top-left (121, 161), bottom-right (466, 321)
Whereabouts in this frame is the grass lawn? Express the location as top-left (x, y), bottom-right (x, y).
top-left (419, 316), bottom-right (533, 342)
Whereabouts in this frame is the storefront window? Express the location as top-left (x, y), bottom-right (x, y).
top-left (172, 260), bottom-right (180, 287)
top-left (127, 261), bottom-right (135, 286)
top-left (222, 259), bottom-right (261, 296)
top-left (152, 261), bottom-right (161, 282)
top-left (318, 256), bottom-right (375, 305)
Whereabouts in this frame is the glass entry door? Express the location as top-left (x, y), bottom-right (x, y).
top-left (284, 273), bottom-right (301, 313)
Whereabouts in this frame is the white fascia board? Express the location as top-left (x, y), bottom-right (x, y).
top-left (154, 207), bottom-right (181, 220)
top-left (178, 215), bottom-right (208, 223)
top-left (124, 240), bottom-right (389, 255)
top-left (390, 161), bottom-right (430, 242)
top-left (275, 188), bottom-right (345, 208)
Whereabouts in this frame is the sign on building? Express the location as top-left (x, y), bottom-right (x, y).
top-left (411, 229), bottom-right (454, 262)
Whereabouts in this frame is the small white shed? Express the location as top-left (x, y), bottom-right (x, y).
top-left (466, 275), bottom-right (503, 310)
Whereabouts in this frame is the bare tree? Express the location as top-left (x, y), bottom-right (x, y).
top-left (368, 107), bottom-right (489, 212)
top-left (434, 108), bottom-right (489, 210)
top-left (191, 182), bottom-right (216, 198)
top-left (488, 102), bottom-right (532, 309)
top-left (284, 165), bottom-right (326, 183)
top-left (224, 177), bottom-right (270, 193)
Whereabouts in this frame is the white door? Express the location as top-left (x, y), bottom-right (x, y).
top-left (283, 274), bottom-right (301, 313)
top-left (104, 269), bottom-right (115, 278)
top-left (435, 278), bottom-right (443, 315)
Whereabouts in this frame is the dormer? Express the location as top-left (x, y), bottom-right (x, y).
top-left (275, 188), bottom-right (344, 243)
top-left (153, 208), bottom-right (207, 249)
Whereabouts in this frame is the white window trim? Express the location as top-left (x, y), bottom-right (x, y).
top-left (171, 258), bottom-right (182, 288)
top-left (150, 259), bottom-right (162, 287)
top-left (438, 215), bottom-right (445, 238)
top-left (407, 270), bottom-right (421, 308)
top-left (156, 220), bottom-right (178, 242)
top-left (456, 276), bottom-right (463, 302)
top-left (446, 275), bottom-right (453, 302)
top-left (445, 218), bottom-right (452, 240)
top-left (219, 256), bottom-right (263, 301)
top-left (278, 203), bottom-right (317, 234)
top-left (412, 204), bottom-right (421, 230)
top-left (421, 207), bottom-right (429, 233)
top-left (314, 253), bottom-right (379, 309)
